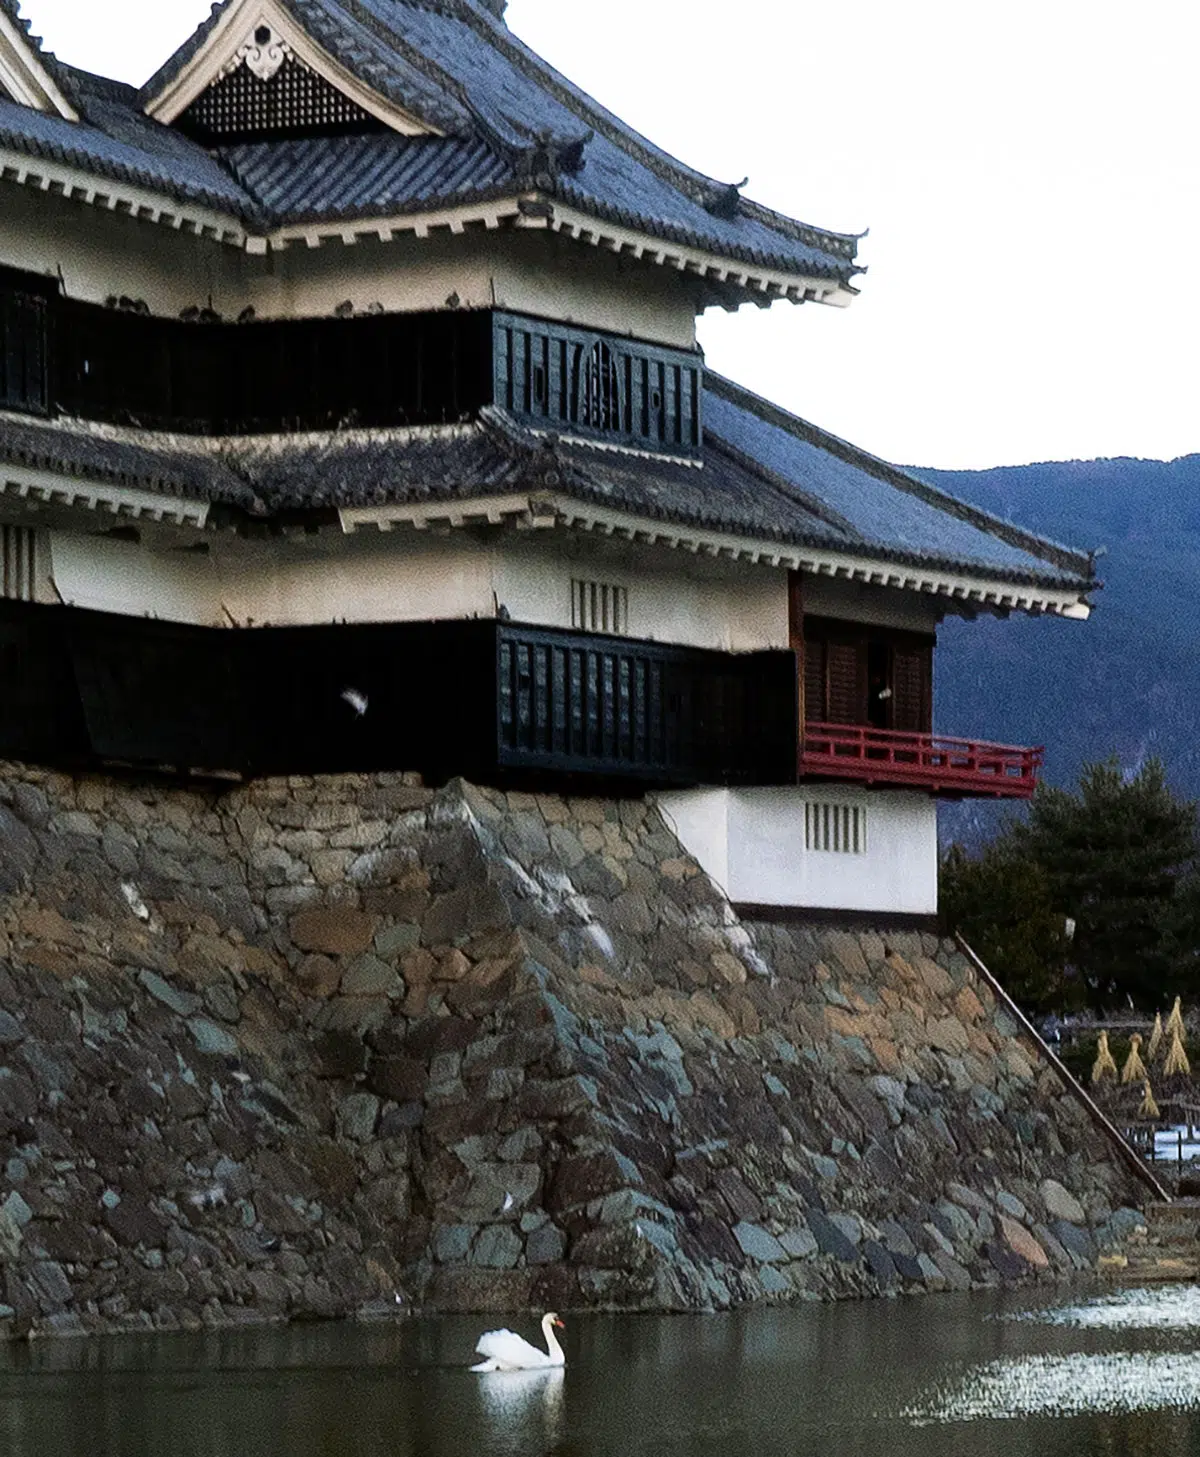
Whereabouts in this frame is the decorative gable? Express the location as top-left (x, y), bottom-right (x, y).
top-left (176, 24), bottom-right (386, 143)
top-left (0, 4), bottom-right (78, 119)
top-left (146, 0), bottom-right (432, 140)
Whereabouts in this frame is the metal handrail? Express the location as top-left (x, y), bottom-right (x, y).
top-left (955, 934), bottom-right (1170, 1203)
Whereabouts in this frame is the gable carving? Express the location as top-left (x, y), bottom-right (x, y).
top-left (146, 0), bottom-right (433, 139)
top-left (224, 23), bottom-right (291, 83)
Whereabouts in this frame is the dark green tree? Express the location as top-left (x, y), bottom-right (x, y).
top-left (1019, 758), bottom-right (1196, 1009)
top-left (941, 840), bottom-right (1072, 1012)
top-left (942, 757), bottom-right (1197, 1012)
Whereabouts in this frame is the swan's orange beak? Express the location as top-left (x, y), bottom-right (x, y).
top-left (553, 1318), bottom-right (565, 1328)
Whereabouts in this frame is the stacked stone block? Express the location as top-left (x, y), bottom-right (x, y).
top-left (0, 764), bottom-right (1143, 1335)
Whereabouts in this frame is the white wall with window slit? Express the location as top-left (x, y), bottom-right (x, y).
top-left (44, 527), bottom-right (795, 651)
top-left (656, 784), bottom-right (939, 915)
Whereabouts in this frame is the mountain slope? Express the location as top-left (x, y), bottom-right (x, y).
top-left (915, 455), bottom-right (1200, 840)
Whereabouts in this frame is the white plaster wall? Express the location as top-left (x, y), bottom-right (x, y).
top-left (494, 537), bottom-right (788, 652)
top-left (267, 231), bottom-right (699, 347)
top-left (48, 530), bottom-right (497, 629)
top-left (656, 784), bottom-right (939, 916)
top-left (213, 535), bottom-right (495, 628)
top-left (46, 527), bottom-right (791, 650)
top-left (50, 532), bottom-right (220, 622)
top-left (0, 185), bottom-right (243, 317)
top-left (0, 185), bottom-right (697, 346)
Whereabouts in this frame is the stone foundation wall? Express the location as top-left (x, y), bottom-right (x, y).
top-left (0, 763), bottom-right (1143, 1336)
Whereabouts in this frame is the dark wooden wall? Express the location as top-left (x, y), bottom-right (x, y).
top-left (0, 603), bottom-right (797, 789)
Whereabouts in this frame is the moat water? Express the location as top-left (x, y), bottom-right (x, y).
top-left (3, 1286), bottom-right (1200, 1456)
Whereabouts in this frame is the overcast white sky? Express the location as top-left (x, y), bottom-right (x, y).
top-left (15, 0), bottom-right (1200, 468)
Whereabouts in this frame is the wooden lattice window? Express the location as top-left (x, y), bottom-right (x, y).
top-left (804, 801), bottom-right (867, 854)
top-left (571, 579), bottom-right (628, 635)
top-left (577, 341), bottom-right (621, 431)
top-left (493, 314), bottom-right (701, 456)
top-left (176, 56), bottom-right (386, 143)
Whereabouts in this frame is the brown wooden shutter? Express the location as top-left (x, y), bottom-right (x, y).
top-left (891, 643), bottom-right (932, 733)
top-left (803, 640), bottom-right (826, 722)
top-left (827, 641), bottom-right (866, 725)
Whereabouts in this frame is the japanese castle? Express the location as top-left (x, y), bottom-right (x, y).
top-left (0, 0), bottom-right (1094, 919)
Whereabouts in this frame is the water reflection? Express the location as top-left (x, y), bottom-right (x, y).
top-left (472, 1368), bottom-right (565, 1455)
top-left (909, 1351), bottom-right (1200, 1424)
top-left (0, 1292), bottom-right (1199, 1455)
top-left (1017, 1287), bottom-right (1200, 1331)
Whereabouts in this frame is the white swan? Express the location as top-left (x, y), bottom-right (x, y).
top-left (471, 1312), bottom-right (566, 1371)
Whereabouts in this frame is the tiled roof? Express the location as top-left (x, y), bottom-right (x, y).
top-left (219, 133), bottom-right (513, 222)
top-left (703, 375), bottom-right (1095, 586)
top-left (0, 0), bottom-right (860, 279)
top-left (0, 384), bottom-right (1095, 594)
top-left (0, 85), bottom-right (260, 219)
top-left (0, 410), bottom-right (261, 509)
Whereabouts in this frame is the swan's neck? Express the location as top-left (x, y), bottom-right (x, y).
top-left (541, 1315), bottom-right (564, 1364)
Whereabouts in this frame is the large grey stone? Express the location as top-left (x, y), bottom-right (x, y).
top-left (829, 1212), bottom-right (863, 1246)
top-left (862, 1240), bottom-right (898, 1286)
top-left (1052, 1220), bottom-right (1097, 1265)
top-left (527, 1225), bottom-right (567, 1266)
top-left (433, 1225), bottom-right (475, 1263)
top-left (337, 1093), bottom-right (381, 1143)
top-left (340, 954), bottom-right (401, 998)
top-left (139, 971), bottom-right (201, 1018)
top-left (878, 1219), bottom-right (917, 1259)
top-left (472, 1225), bottom-right (522, 1270)
top-left (996, 1190), bottom-right (1028, 1221)
top-left (733, 1222), bottom-right (787, 1264)
top-left (1040, 1179), bottom-right (1086, 1225)
top-left (779, 1225), bottom-right (819, 1260)
top-left (805, 1209), bottom-right (858, 1263)
top-left (187, 1018), bottom-right (239, 1057)
top-left (421, 885), bottom-right (509, 945)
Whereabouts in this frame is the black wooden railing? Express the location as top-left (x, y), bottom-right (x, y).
top-left (495, 623), bottom-right (795, 785)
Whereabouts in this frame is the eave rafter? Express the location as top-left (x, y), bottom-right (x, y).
top-left (0, 7), bottom-right (77, 121)
top-left (0, 155), bottom-right (850, 310)
top-left (338, 493), bottom-right (1093, 620)
top-left (0, 150), bottom-right (246, 246)
top-left (0, 466), bottom-right (209, 528)
top-left (144, 0), bottom-right (433, 138)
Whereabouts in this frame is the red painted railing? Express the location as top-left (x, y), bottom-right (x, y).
top-left (800, 723), bottom-right (1043, 798)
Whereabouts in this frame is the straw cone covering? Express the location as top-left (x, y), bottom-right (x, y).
top-left (1121, 1034), bottom-right (1147, 1085)
top-left (1091, 1031), bottom-right (1118, 1084)
top-left (1139, 1080), bottom-right (1161, 1120)
top-left (1148, 1011), bottom-right (1164, 1060)
top-left (1164, 1028), bottom-right (1191, 1078)
top-left (1167, 996), bottom-right (1186, 1040)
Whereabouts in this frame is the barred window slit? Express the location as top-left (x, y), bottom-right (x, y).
top-left (1, 526), bottom-right (38, 602)
top-left (571, 579), bottom-right (628, 636)
top-left (804, 802), bottom-right (866, 855)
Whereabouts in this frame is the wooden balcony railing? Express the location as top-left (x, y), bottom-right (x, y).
top-left (801, 722), bottom-right (1043, 798)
